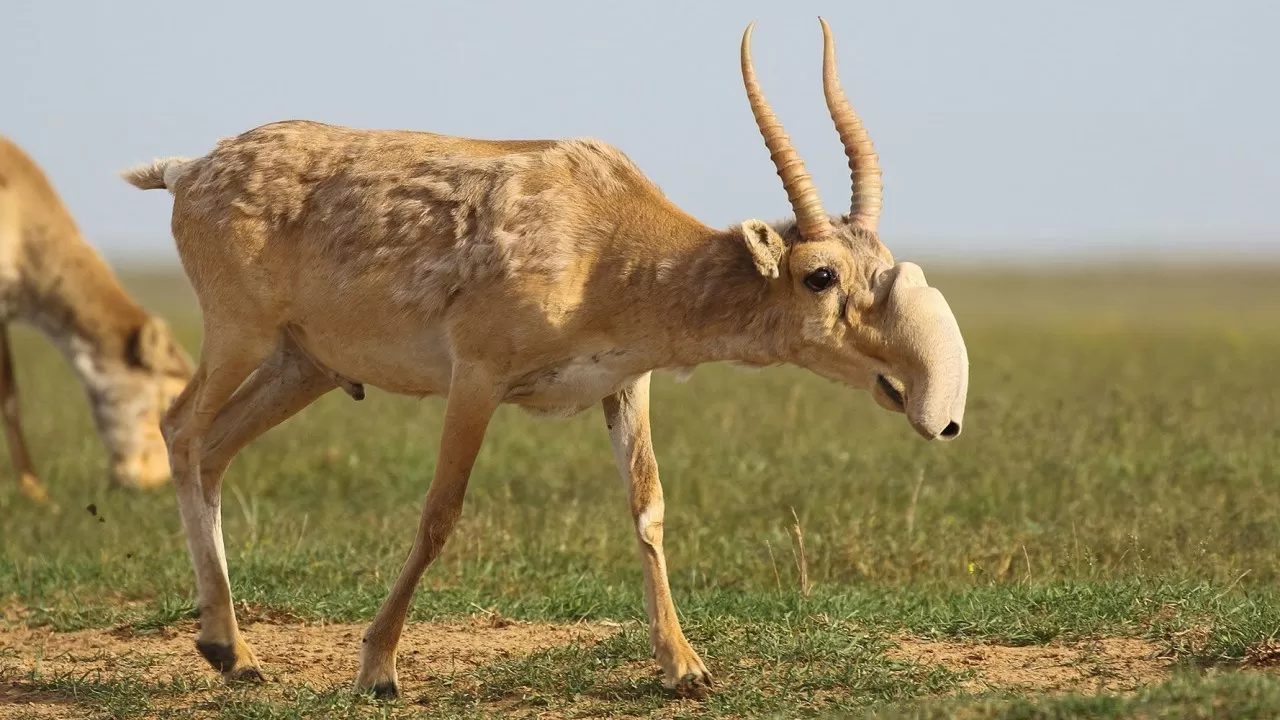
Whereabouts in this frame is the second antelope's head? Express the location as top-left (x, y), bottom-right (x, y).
top-left (90, 316), bottom-right (194, 489)
top-left (737, 18), bottom-right (968, 440)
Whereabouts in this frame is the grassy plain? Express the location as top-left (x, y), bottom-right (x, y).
top-left (1, 264), bottom-right (1278, 718)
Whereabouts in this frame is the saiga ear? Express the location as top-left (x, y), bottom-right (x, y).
top-left (740, 219), bottom-right (785, 279)
top-left (126, 316), bottom-right (176, 373)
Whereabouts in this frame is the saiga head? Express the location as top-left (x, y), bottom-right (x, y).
top-left (737, 18), bottom-right (968, 440)
top-left (88, 316), bottom-right (194, 488)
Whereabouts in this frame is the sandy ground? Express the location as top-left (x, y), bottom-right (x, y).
top-left (0, 615), bottom-right (1172, 718)
top-left (1, 614), bottom-right (616, 718)
top-left (885, 636), bottom-right (1169, 694)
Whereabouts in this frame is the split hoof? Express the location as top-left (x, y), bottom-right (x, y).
top-left (227, 666), bottom-right (266, 684)
top-left (672, 670), bottom-right (714, 698)
top-left (196, 640), bottom-right (263, 684)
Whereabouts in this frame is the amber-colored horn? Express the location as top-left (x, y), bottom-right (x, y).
top-left (741, 21), bottom-right (830, 240)
top-left (820, 17), bottom-right (883, 231)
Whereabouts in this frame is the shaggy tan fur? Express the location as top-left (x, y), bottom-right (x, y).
top-left (0, 137), bottom-right (194, 501)
top-left (121, 18), bottom-right (968, 698)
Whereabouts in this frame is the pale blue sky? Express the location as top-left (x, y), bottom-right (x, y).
top-left (5, 0), bottom-right (1277, 263)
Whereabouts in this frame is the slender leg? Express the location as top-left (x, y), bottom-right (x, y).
top-left (0, 324), bottom-right (48, 504)
top-left (200, 333), bottom-right (338, 475)
top-left (356, 362), bottom-right (500, 697)
top-left (166, 329), bottom-right (334, 682)
top-left (602, 372), bottom-right (712, 694)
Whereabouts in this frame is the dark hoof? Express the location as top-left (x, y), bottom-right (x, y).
top-left (196, 640), bottom-right (264, 683)
top-left (370, 682), bottom-right (399, 700)
top-left (228, 666), bottom-right (265, 684)
top-left (196, 640), bottom-right (237, 673)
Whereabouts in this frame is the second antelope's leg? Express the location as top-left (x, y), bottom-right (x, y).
top-left (167, 330), bottom-right (336, 683)
top-left (602, 372), bottom-right (712, 694)
top-left (0, 324), bottom-right (47, 504)
top-left (356, 363), bottom-right (500, 698)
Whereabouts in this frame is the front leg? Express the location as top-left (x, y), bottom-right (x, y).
top-left (602, 372), bottom-right (712, 695)
top-left (356, 362), bottom-right (501, 698)
top-left (0, 324), bottom-right (48, 504)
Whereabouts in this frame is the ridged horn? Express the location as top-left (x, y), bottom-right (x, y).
top-left (820, 17), bottom-right (883, 231)
top-left (741, 21), bottom-right (831, 241)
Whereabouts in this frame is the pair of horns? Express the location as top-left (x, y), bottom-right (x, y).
top-left (741, 17), bottom-right (882, 239)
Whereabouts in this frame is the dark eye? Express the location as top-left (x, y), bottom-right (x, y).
top-left (803, 267), bottom-right (837, 292)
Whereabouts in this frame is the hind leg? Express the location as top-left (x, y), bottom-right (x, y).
top-left (167, 328), bottom-right (336, 682)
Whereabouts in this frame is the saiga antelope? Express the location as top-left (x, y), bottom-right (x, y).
top-left (0, 137), bottom-right (194, 503)
top-left (122, 19), bottom-right (968, 697)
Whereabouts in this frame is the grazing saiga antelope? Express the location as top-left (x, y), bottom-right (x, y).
top-left (122, 18), bottom-right (968, 697)
top-left (0, 137), bottom-right (194, 503)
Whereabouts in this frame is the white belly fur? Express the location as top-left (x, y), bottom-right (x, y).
top-left (505, 351), bottom-right (644, 418)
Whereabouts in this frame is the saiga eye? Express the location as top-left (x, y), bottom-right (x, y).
top-left (804, 267), bottom-right (837, 292)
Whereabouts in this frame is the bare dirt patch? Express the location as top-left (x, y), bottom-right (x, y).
top-left (888, 636), bottom-right (1170, 694)
top-left (0, 616), bottom-right (622, 718)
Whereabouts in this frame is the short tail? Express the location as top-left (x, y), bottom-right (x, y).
top-left (118, 156), bottom-right (197, 193)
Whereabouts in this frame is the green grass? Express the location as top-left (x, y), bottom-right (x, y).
top-left (2, 265), bottom-right (1279, 718)
top-left (875, 671), bottom-right (1280, 719)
